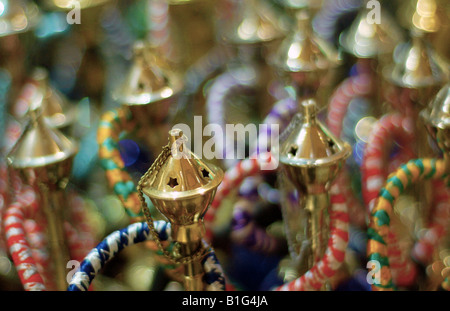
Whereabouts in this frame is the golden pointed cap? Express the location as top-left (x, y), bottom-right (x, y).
top-left (384, 30), bottom-right (449, 89)
top-left (273, 10), bottom-right (340, 74)
top-left (339, 7), bottom-right (404, 58)
top-left (0, 0), bottom-right (40, 37)
top-left (113, 41), bottom-right (183, 106)
top-left (44, 0), bottom-right (111, 10)
top-left (31, 68), bottom-right (76, 129)
top-left (6, 94), bottom-right (77, 169)
top-left (140, 129), bottom-right (223, 226)
top-left (218, 0), bottom-right (285, 45)
top-left (277, 99), bottom-right (351, 192)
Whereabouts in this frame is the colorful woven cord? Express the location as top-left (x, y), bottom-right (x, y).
top-left (275, 184), bottom-right (350, 291)
top-left (367, 158), bottom-right (449, 291)
top-left (67, 221), bottom-right (226, 291)
top-left (97, 107), bottom-right (143, 220)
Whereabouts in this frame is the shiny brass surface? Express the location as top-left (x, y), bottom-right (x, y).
top-left (397, 0), bottom-right (445, 33)
top-left (7, 104), bottom-right (77, 291)
top-left (276, 99), bottom-right (351, 284)
top-left (339, 7), bottom-right (404, 59)
top-left (0, 0), bottom-right (40, 37)
top-left (113, 41), bottom-right (183, 150)
top-left (217, 0), bottom-right (285, 46)
top-left (44, 0), bottom-right (112, 10)
top-left (272, 10), bottom-right (340, 97)
top-left (384, 31), bottom-right (448, 93)
top-left (139, 129), bottom-right (223, 290)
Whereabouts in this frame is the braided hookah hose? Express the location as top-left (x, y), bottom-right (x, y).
top-left (367, 159), bottom-right (449, 291)
top-left (67, 221), bottom-right (226, 291)
top-left (97, 107), bottom-right (143, 220)
top-left (3, 187), bottom-right (96, 291)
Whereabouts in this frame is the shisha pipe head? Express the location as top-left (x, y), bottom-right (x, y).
top-left (0, 0), bottom-right (40, 37)
top-left (139, 129), bottom-right (224, 243)
top-left (339, 5), bottom-right (404, 59)
top-left (30, 67), bottom-right (76, 129)
top-left (383, 29), bottom-right (449, 97)
top-left (271, 10), bottom-right (340, 96)
top-left (277, 98), bottom-right (352, 194)
top-left (217, 0), bottom-right (286, 46)
top-left (397, 0), bottom-right (444, 34)
top-left (6, 90), bottom-right (77, 187)
top-left (113, 41), bottom-right (184, 107)
top-left (422, 84), bottom-right (450, 167)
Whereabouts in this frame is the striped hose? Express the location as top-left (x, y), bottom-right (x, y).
top-left (97, 107), bottom-right (143, 220)
top-left (367, 158), bottom-right (449, 291)
top-left (68, 221), bottom-right (226, 291)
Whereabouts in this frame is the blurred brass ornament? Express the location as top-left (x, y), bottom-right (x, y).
top-left (0, 0), bottom-right (40, 37)
top-left (44, 0), bottom-right (112, 10)
top-left (422, 83), bottom-right (450, 170)
top-left (339, 6), bottom-right (404, 58)
top-left (272, 10), bottom-right (340, 96)
top-left (30, 68), bottom-right (76, 130)
top-left (138, 129), bottom-right (223, 290)
top-left (218, 0), bottom-right (286, 45)
top-left (384, 30), bottom-right (449, 91)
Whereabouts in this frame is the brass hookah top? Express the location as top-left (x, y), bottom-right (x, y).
top-left (218, 0), bottom-right (286, 46)
top-left (272, 10), bottom-right (340, 79)
top-left (422, 83), bottom-right (450, 163)
top-left (0, 0), bottom-right (40, 37)
top-left (383, 29), bottom-right (449, 91)
top-left (339, 3), bottom-right (404, 58)
top-left (277, 98), bottom-right (352, 193)
top-left (397, 0), bottom-right (445, 34)
top-left (29, 68), bottom-right (76, 129)
top-left (139, 129), bottom-right (224, 229)
top-left (6, 89), bottom-right (77, 171)
top-left (113, 41), bottom-right (184, 107)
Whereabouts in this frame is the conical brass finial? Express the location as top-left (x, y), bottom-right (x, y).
top-left (397, 0), bottom-right (444, 33)
top-left (278, 99), bottom-right (352, 193)
top-left (384, 30), bottom-right (449, 91)
top-left (139, 129), bottom-right (223, 290)
top-left (30, 68), bottom-right (76, 129)
top-left (422, 84), bottom-right (450, 170)
top-left (339, 6), bottom-right (404, 58)
top-left (218, 0), bottom-right (285, 45)
top-left (6, 99), bottom-right (77, 173)
top-left (272, 10), bottom-right (340, 93)
top-left (113, 41), bottom-right (183, 107)
top-left (0, 0), bottom-right (40, 37)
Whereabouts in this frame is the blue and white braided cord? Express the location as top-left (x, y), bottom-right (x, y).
top-left (68, 221), bottom-right (225, 291)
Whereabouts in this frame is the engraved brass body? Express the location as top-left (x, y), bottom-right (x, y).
top-left (276, 99), bottom-right (351, 283)
top-left (139, 129), bottom-right (223, 291)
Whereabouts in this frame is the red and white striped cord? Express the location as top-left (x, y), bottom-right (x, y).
top-left (275, 184), bottom-right (349, 291)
